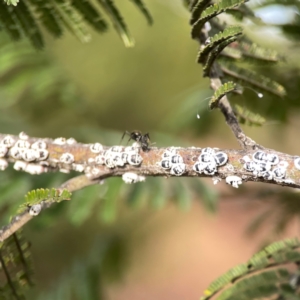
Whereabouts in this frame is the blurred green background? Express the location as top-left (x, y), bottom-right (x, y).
top-left (1, 0), bottom-right (300, 299)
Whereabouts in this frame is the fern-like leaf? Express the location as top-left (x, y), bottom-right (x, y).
top-left (203, 37), bottom-right (238, 76)
top-left (0, 1), bottom-right (22, 41)
top-left (26, 0), bottom-right (64, 38)
top-left (0, 231), bottom-right (34, 299)
top-left (222, 40), bottom-right (281, 63)
top-left (18, 188), bottom-right (72, 212)
top-left (209, 81), bottom-right (236, 109)
top-left (197, 25), bottom-right (243, 64)
top-left (201, 238), bottom-right (300, 300)
top-left (13, 1), bottom-right (44, 49)
top-left (72, 0), bottom-right (108, 32)
top-left (190, 0), bottom-right (212, 24)
top-left (234, 104), bottom-right (266, 126)
top-left (191, 0), bottom-right (247, 39)
top-left (52, 0), bottom-right (92, 43)
top-left (98, 0), bottom-right (134, 47)
top-left (129, 0), bottom-right (153, 25)
top-left (220, 60), bottom-right (286, 97)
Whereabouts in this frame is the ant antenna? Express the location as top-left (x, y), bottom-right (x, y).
top-left (196, 96), bottom-right (212, 119)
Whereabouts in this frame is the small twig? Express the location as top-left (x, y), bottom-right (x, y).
top-left (0, 173), bottom-right (111, 242)
top-left (196, 23), bottom-right (262, 150)
top-left (210, 66), bottom-right (263, 150)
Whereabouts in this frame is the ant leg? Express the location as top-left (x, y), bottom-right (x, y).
top-left (120, 131), bottom-right (130, 145)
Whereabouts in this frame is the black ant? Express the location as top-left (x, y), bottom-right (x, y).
top-left (121, 130), bottom-right (151, 152)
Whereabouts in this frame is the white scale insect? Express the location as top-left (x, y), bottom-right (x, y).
top-left (244, 151), bottom-right (288, 181)
top-left (1, 135), bottom-right (15, 148)
top-left (193, 148), bottom-right (228, 176)
top-left (226, 176), bottom-right (242, 188)
top-left (122, 172), bottom-right (146, 184)
top-left (60, 153), bottom-right (74, 164)
top-left (29, 204), bottom-right (42, 216)
top-left (159, 149), bottom-right (186, 176)
top-left (90, 143), bottom-right (103, 153)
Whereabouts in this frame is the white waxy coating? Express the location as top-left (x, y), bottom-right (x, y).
top-left (90, 143), bottom-right (103, 153)
top-left (1, 135), bottom-right (15, 148)
top-left (122, 172), bottom-right (146, 184)
top-left (60, 153), bottom-right (74, 164)
top-left (31, 140), bottom-right (47, 149)
top-left (294, 157), bottom-right (300, 170)
top-left (0, 145), bottom-right (8, 158)
top-left (54, 137), bottom-right (66, 145)
top-left (14, 160), bottom-right (27, 171)
top-left (29, 204), bottom-right (42, 216)
top-left (19, 131), bottom-right (29, 140)
top-left (67, 138), bottom-right (76, 145)
top-left (15, 140), bottom-right (30, 149)
top-left (25, 164), bottom-right (46, 175)
top-left (226, 176), bottom-right (242, 188)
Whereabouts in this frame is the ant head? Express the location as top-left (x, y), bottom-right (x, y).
top-left (131, 131), bottom-right (142, 139)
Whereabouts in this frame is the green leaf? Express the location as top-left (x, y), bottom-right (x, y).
top-left (234, 104), bottom-right (266, 126)
top-left (72, 0), bottom-right (108, 32)
top-left (129, 0), bottom-right (153, 25)
top-left (99, 178), bottom-right (122, 223)
top-left (13, 1), bottom-right (44, 49)
top-left (3, 0), bottom-right (19, 5)
top-left (52, 0), bottom-right (92, 43)
top-left (67, 185), bottom-right (105, 226)
top-left (0, 1), bottom-right (22, 41)
top-left (18, 188), bottom-right (71, 212)
top-left (26, 0), bottom-right (64, 38)
top-left (197, 26), bottom-right (243, 68)
top-left (149, 178), bottom-right (167, 209)
top-left (0, 231), bottom-right (34, 299)
top-left (189, 178), bottom-right (218, 212)
top-left (172, 179), bottom-right (192, 210)
top-left (209, 81), bottom-right (236, 109)
top-left (126, 181), bottom-right (147, 208)
top-left (201, 238), bottom-right (300, 300)
top-left (98, 0), bottom-right (134, 47)
top-left (191, 0), bottom-right (247, 39)
top-left (220, 60), bottom-right (286, 97)
top-left (190, 0), bottom-right (212, 24)
top-left (203, 37), bottom-right (238, 76)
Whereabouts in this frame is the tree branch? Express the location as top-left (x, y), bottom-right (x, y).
top-left (0, 132), bottom-right (299, 241)
top-left (195, 21), bottom-right (262, 150)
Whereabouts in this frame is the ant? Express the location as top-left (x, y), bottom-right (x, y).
top-left (121, 130), bottom-right (151, 152)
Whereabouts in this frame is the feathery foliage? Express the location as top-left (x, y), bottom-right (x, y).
top-left (220, 60), bottom-right (286, 97)
top-left (234, 104), bottom-right (266, 126)
top-left (0, 231), bottom-right (34, 300)
top-left (0, 0), bottom-right (152, 48)
top-left (201, 238), bottom-right (300, 300)
top-left (18, 188), bottom-right (71, 213)
top-left (186, 0), bottom-right (286, 122)
top-left (209, 81), bottom-right (236, 109)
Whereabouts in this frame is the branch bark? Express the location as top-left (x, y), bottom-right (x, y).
top-left (0, 132), bottom-right (299, 242)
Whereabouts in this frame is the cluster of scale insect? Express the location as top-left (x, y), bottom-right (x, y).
top-left (243, 151), bottom-right (288, 181)
top-left (193, 148), bottom-right (228, 176)
top-left (159, 148), bottom-right (186, 176)
top-left (0, 133), bottom-right (50, 174)
top-left (89, 144), bottom-right (143, 169)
